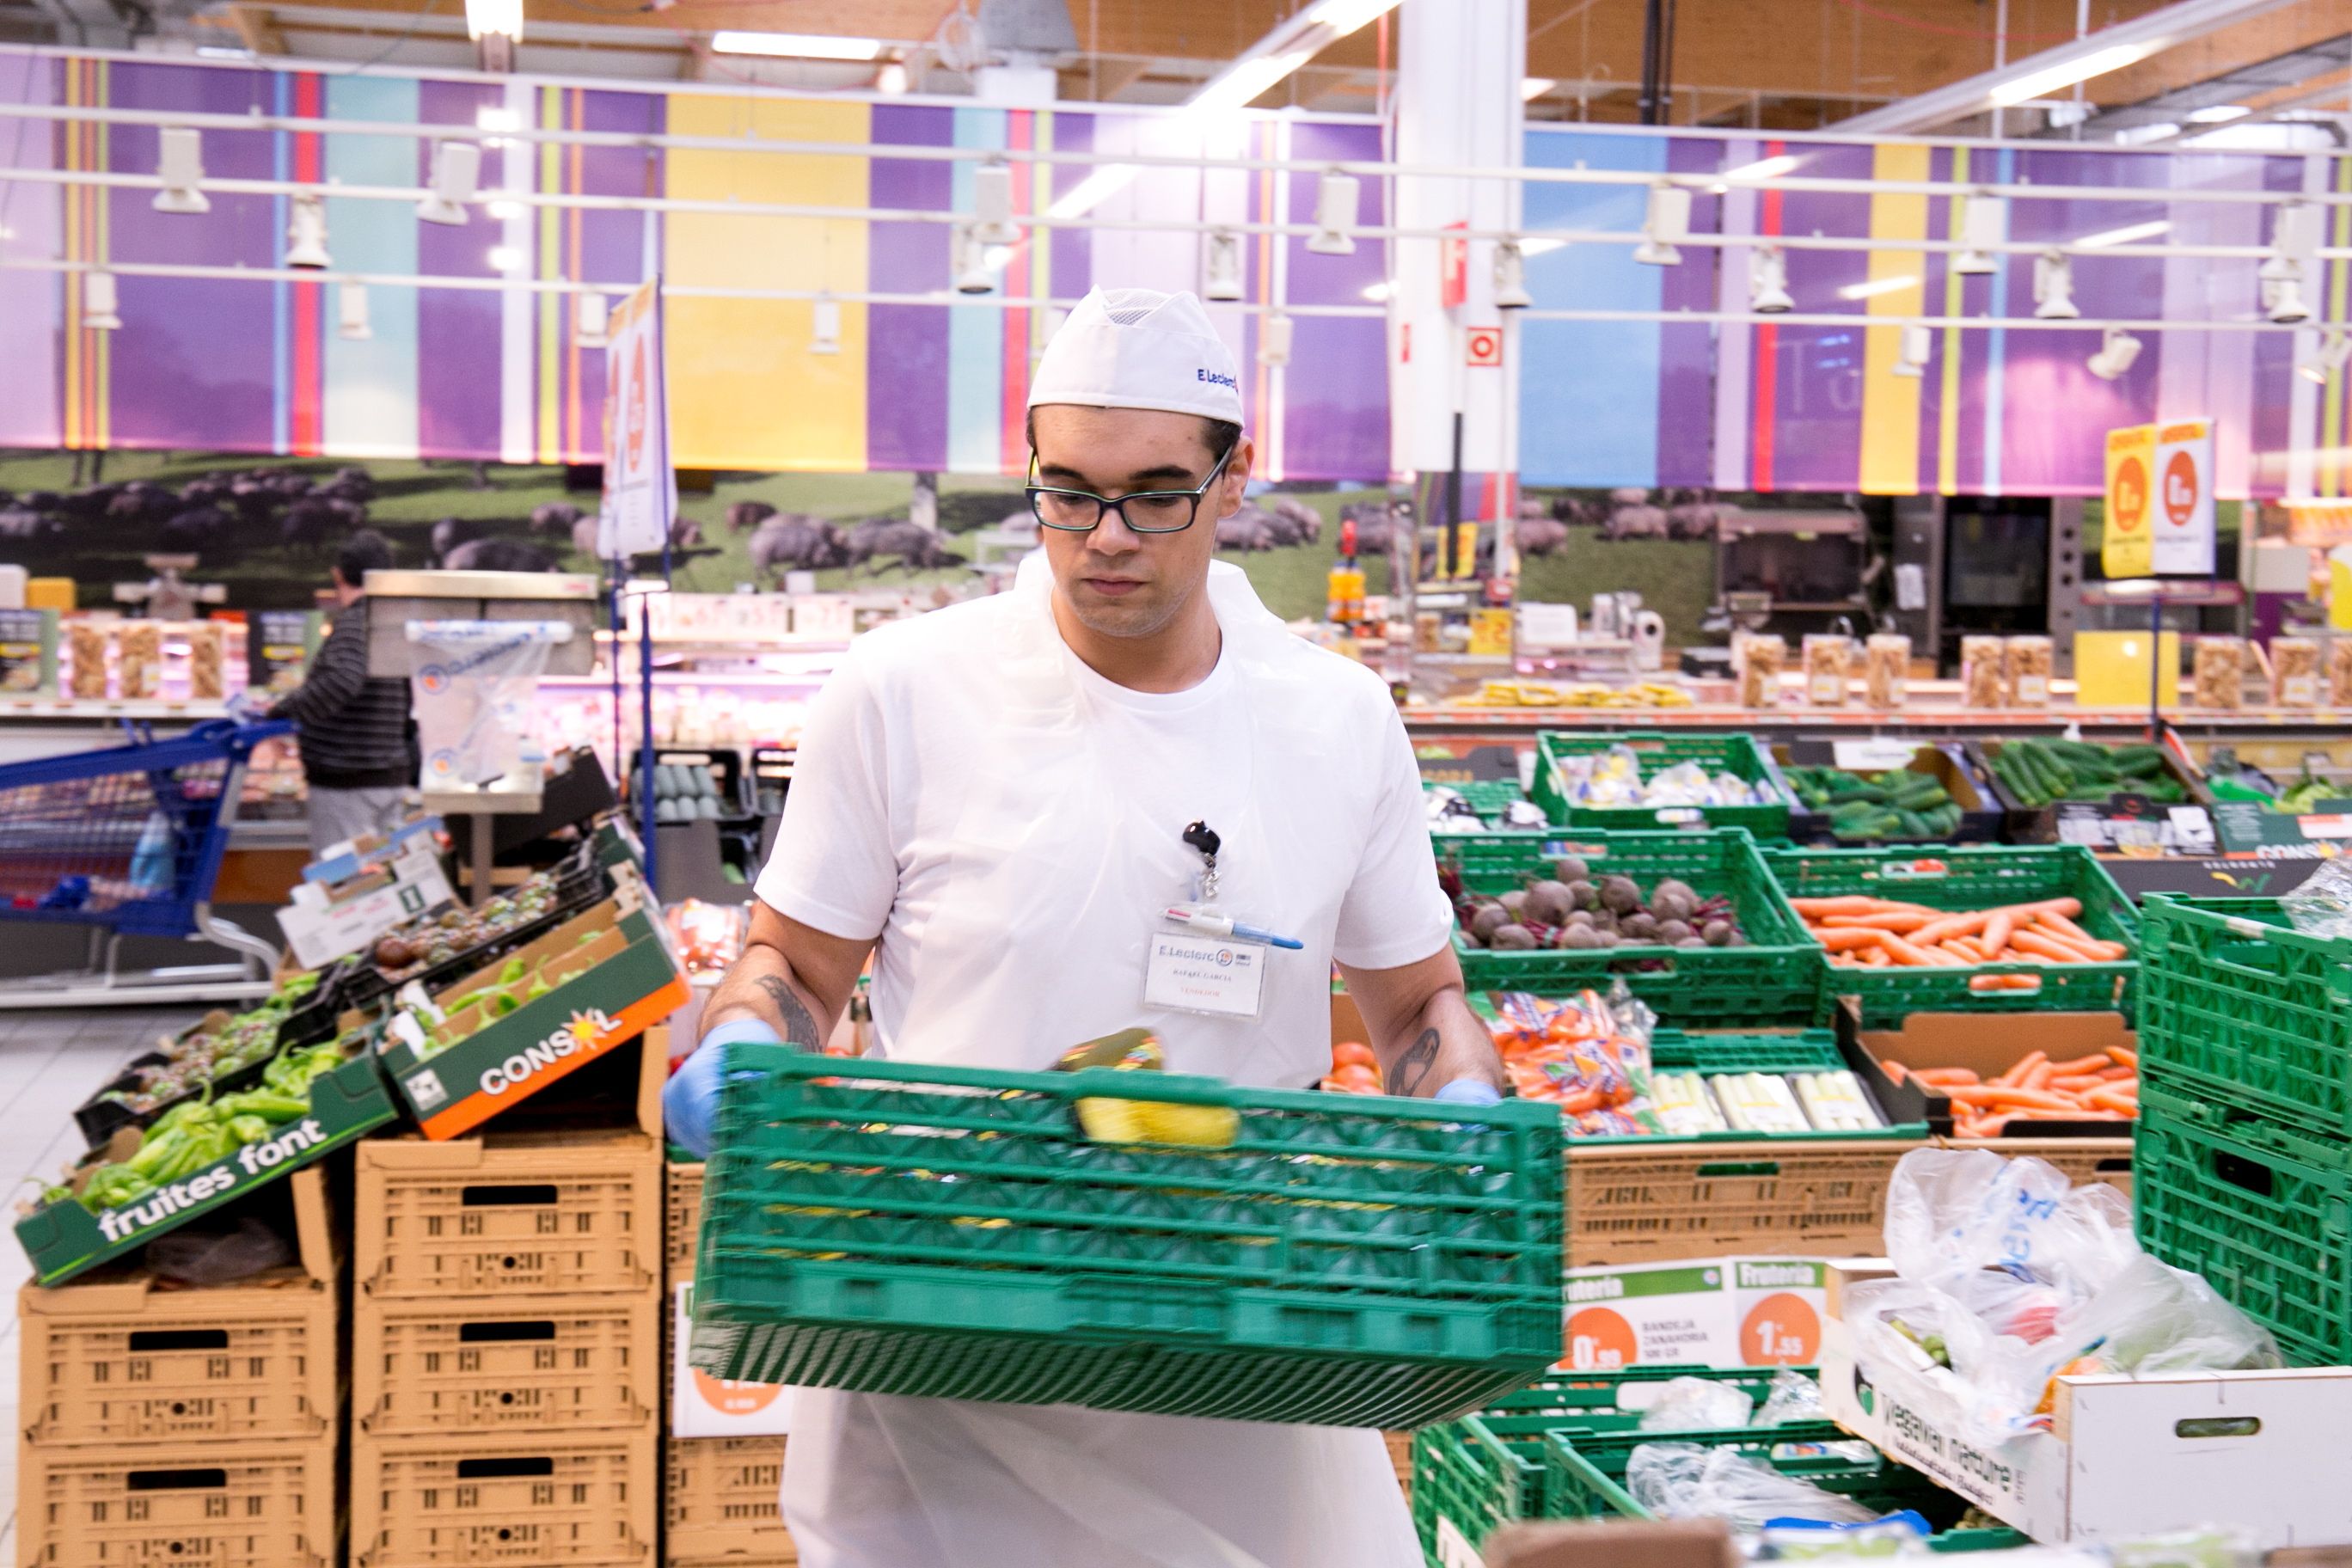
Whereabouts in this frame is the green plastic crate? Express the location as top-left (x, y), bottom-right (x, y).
top-left (1542, 1420), bottom-right (2028, 1551)
top-left (691, 1045), bottom-right (1565, 1430)
top-left (2134, 1082), bottom-right (2349, 1369)
top-left (1439, 830), bottom-right (1822, 1026)
top-left (1599, 1029), bottom-right (1926, 1147)
top-left (1532, 732), bottom-right (1794, 836)
top-left (1761, 843), bottom-right (2140, 1027)
top-left (1411, 1367), bottom-right (1807, 1561)
top-left (2135, 895), bottom-right (2352, 1142)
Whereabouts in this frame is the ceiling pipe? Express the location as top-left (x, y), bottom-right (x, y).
top-left (1835, 0), bottom-right (2302, 134)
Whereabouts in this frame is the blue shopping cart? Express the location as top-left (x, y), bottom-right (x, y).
top-left (0, 719), bottom-right (296, 1006)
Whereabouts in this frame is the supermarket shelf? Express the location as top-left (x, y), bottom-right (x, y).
top-left (1406, 705), bottom-right (2352, 739)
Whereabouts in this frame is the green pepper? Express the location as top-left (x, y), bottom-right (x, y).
top-left (489, 989), bottom-right (521, 1017)
top-left (526, 976), bottom-right (552, 999)
top-left (214, 1088), bottom-right (311, 1123)
top-left (497, 957), bottom-right (527, 986)
top-left (227, 1113), bottom-right (271, 1144)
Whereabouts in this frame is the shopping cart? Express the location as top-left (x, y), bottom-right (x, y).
top-left (0, 718), bottom-right (295, 1007)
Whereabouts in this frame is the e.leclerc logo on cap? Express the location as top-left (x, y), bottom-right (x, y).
top-left (1197, 368), bottom-right (1238, 390)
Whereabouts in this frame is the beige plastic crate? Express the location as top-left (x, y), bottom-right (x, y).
top-left (665, 1436), bottom-right (793, 1565)
top-left (355, 1293), bottom-right (659, 1437)
top-left (357, 1128), bottom-right (661, 1302)
top-left (19, 1270), bottom-right (336, 1446)
top-left (352, 1430), bottom-right (655, 1568)
top-left (1938, 1136), bottom-right (2135, 1200)
top-left (1384, 1429), bottom-right (1412, 1500)
top-left (1567, 1138), bottom-right (1926, 1266)
top-left (666, 1161), bottom-right (704, 1283)
top-left (18, 1437), bottom-right (337, 1568)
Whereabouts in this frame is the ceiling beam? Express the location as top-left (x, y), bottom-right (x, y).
top-left (230, 5), bottom-right (287, 54)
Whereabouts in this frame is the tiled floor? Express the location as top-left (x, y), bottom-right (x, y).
top-left (0, 1007), bottom-right (202, 1562)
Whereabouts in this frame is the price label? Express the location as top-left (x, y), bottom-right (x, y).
top-left (1832, 739), bottom-right (1921, 772)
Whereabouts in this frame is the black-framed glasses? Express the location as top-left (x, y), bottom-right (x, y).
top-left (1025, 440), bottom-right (1238, 534)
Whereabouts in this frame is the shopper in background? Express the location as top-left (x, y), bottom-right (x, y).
top-left (270, 528), bottom-right (417, 855)
top-left (667, 287), bottom-right (1504, 1568)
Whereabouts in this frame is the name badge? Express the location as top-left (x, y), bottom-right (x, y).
top-left (1143, 932), bottom-right (1267, 1020)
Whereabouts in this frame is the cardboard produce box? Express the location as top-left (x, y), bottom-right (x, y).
top-left (276, 817), bottom-right (455, 970)
top-left (1821, 1260), bottom-right (2352, 1545)
top-left (15, 1037), bottom-right (395, 1287)
top-left (1841, 1004), bottom-right (2139, 1139)
top-left (371, 864), bottom-right (688, 1140)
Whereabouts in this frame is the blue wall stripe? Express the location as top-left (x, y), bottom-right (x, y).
top-left (946, 106), bottom-right (1007, 474)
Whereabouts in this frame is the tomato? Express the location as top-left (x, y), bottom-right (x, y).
top-left (1331, 1040), bottom-right (1376, 1069)
top-left (1329, 1063), bottom-right (1381, 1093)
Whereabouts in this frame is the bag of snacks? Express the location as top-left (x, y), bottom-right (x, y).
top-left (1864, 634), bottom-right (1910, 708)
top-left (2005, 635), bottom-right (2052, 707)
top-left (1736, 634), bottom-right (1785, 708)
top-left (2192, 637), bottom-right (2245, 710)
top-left (1804, 634), bottom-right (1852, 707)
top-left (2272, 636), bottom-right (2320, 707)
top-left (1960, 635), bottom-right (2006, 707)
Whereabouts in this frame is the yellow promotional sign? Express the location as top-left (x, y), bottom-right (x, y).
top-left (2103, 424), bottom-right (2157, 579)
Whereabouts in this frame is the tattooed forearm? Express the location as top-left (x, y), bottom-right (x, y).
top-left (1388, 1026), bottom-right (1442, 1095)
top-left (754, 974), bottom-right (824, 1048)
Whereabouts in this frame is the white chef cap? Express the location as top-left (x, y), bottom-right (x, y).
top-left (1026, 287), bottom-right (1244, 426)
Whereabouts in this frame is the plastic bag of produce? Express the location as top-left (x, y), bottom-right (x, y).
top-left (2282, 855), bottom-right (2352, 939)
top-left (1638, 1376), bottom-right (1757, 1432)
top-left (1624, 1442), bottom-right (1880, 1528)
top-left (1883, 1147), bottom-right (2136, 1304)
top-left (406, 618), bottom-right (568, 788)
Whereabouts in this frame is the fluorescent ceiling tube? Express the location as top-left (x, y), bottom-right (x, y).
top-left (465, 0), bottom-right (522, 40)
top-left (1839, 274), bottom-right (1920, 301)
top-left (1302, 0), bottom-right (1403, 34)
top-left (711, 31), bottom-right (883, 59)
top-left (1988, 42), bottom-right (2154, 107)
top-left (1722, 154), bottom-right (1798, 182)
top-left (1522, 77), bottom-right (1557, 101)
top-left (2185, 103), bottom-right (2249, 123)
top-left (2074, 219), bottom-right (2169, 248)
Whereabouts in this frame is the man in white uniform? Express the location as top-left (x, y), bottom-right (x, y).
top-left (665, 287), bottom-right (1508, 1568)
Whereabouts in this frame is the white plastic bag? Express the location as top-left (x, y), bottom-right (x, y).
top-left (2282, 856), bottom-right (2352, 938)
top-left (407, 619), bottom-right (567, 789)
top-left (1883, 1146), bottom-right (2136, 1303)
top-left (1624, 1442), bottom-right (1877, 1528)
top-left (1638, 1375), bottom-right (1757, 1432)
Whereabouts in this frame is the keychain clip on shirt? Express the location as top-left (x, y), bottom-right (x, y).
top-left (1145, 821), bottom-right (1300, 1020)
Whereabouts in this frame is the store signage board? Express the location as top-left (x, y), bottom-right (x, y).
top-left (1466, 326), bottom-right (1503, 368)
top-left (1441, 220), bottom-right (1468, 309)
top-left (599, 279), bottom-right (676, 561)
top-left (672, 1281), bottom-right (794, 1436)
top-left (2104, 419), bottom-right (2214, 579)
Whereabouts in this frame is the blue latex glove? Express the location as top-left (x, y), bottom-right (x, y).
top-left (1432, 1077), bottom-right (1504, 1107)
top-left (664, 1019), bottom-right (781, 1158)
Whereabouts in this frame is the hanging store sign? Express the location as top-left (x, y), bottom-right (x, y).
top-left (2102, 423), bottom-right (2156, 579)
top-left (598, 279), bottom-right (677, 561)
top-left (2104, 419), bottom-right (2214, 579)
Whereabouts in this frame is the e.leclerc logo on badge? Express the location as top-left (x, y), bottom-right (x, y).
top-left (1197, 368), bottom-right (1238, 390)
top-left (1215, 948), bottom-right (1234, 967)
top-left (415, 663), bottom-right (449, 695)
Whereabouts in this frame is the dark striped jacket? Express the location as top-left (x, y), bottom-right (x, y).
top-left (269, 603), bottom-right (417, 790)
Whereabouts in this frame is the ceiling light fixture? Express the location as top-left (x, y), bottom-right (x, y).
top-left (465, 0), bottom-right (522, 69)
top-left (2268, 273), bottom-right (2312, 324)
top-left (1633, 182), bottom-right (1690, 266)
top-left (2263, 201), bottom-right (2322, 281)
top-left (810, 292), bottom-right (842, 354)
top-left (2074, 218), bottom-right (2169, 249)
top-left (82, 270), bottom-right (121, 331)
top-left (1307, 168), bottom-right (1361, 255)
top-left (577, 292), bottom-right (610, 348)
top-left (1258, 313), bottom-right (1295, 367)
top-left (1204, 230), bottom-right (1245, 302)
top-left (2298, 330), bottom-right (2352, 384)
top-left (153, 126), bottom-right (209, 215)
top-left (285, 193), bottom-right (332, 269)
top-left (2185, 103), bottom-right (2250, 124)
top-left (476, 106), bottom-right (520, 134)
top-left (419, 141), bottom-right (481, 226)
top-left (338, 280), bottom-right (372, 341)
top-left (1954, 193), bottom-right (2006, 276)
top-left (2086, 325), bottom-right (2143, 380)
top-left (952, 225), bottom-right (994, 294)
top-left (875, 61), bottom-right (910, 94)
top-left (1494, 239), bottom-right (1532, 309)
top-left (487, 243), bottom-right (524, 273)
top-left (1721, 153), bottom-right (1798, 183)
top-left (1749, 246), bottom-right (1793, 314)
top-left (2032, 250), bottom-right (2079, 319)
top-left (1890, 322), bottom-right (1932, 378)
top-left (972, 162), bottom-right (1021, 246)
top-left (709, 31), bottom-right (883, 60)
top-left (1988, 42), bottom-right (2154, 107)
top-left (1522, 77), bottom-right (1556, 101)
top-left (1521, 237), bottom-right (1567, 258)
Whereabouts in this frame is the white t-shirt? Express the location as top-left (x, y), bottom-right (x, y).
top-left (755, 555), bottom-right (1454, 1087)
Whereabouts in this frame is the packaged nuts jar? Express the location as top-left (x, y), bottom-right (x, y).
top-left (118, 622), bottom-right (162, 701)
top-left (1864, 634), bottom-right (1911, 708)
top-left (1736, 633), bottom-right (1786, 708)
top-left (1960, 635), bottom-right (2006, 707)
top-left (2331, 640), bottom-right (2352, 707)
top-left (2005, 635), bottom-right (2053, 708)
top-left (1803, 634), bottom-right (1852, 707)
top-left (66, 620), bottom-right (109, 701)
top-left (2192, 637), bottom-right (2246, 710)
top-left (187, 622), bottom-right (226, 701)
top-left (2273, 636), bottom-right (2321, 708)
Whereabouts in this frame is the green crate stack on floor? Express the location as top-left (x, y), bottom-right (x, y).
top-left (2132, 895), bottom-right (2352, 1368)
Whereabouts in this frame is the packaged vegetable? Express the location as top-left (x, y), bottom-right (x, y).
top-left (1794, 1070), bottom-right (1883, 1132)
top-left (1709, 1072), bottom-right (1810, 1135)
top-left (1651, 1070), bottom-right (1730, 1136)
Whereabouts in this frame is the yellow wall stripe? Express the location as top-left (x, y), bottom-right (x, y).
top-left (664, 95), bottom-right (869, 472)
top-left (1936, 147), bottom-right (1965, 497)
top-left (2324, 160), bottom-right (2351, 499)
top-left (1859, 141), bottom-right (1929, 496)
top-left (536, 84), bottom-right (562, 465)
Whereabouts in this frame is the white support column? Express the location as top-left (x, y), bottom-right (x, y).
top-left (1390, 0), bottom-right (1526, 535)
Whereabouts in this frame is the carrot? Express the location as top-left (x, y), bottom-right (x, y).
top-left (2086, 1087), bottom-right (2140, 1116)
top-left (1877, 934), bottom-right (1945, 965)
top-left (1909, 910), bottom-right (1992, 946)
top-left (1822, 912), bottom-right (1938, 933)
top-left (1981, 909), bottom-right (2016, 957)
top-left (2033, 910), bottom-right (2098, 943)
top-left (2097, 1063), bottom-right (2136, 1081)
top-left (1859, 946), bottom-right (1891, 966)
top-left (1816, 928), bottom-right (1889, 953)
top-left (1996, 1050), bottom-right (2049, 1088)
top-left (2009, 930), bottom-right (2092, 965)
top-left (1944, 936), bottom-right (1991, 963)
top-left (2108, 1045), bottom-right (2138, 1069)
top-left (2049, 1052), bottom-right (2114, 1075)
top-left (2013, 897), bottom-right (2083, 919)
top-left (2022, 1060), bottom-right (2055, 1092)
top-left (1949, 1084), bottom-right (2074, 1111)
top-left (1792, 896), bottom-right (1900, 916)
top-left (1913, 1068), bottom-right (1981, 1087)
top-left (1969, 972), bottom-right (2043, 991)
top-left (1881, 1060), bottom-right (1911, 1084)
top-left (2050, 1074), bottom-right (2108, 1093)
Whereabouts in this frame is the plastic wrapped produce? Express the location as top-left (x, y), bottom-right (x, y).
top-left (1864, 634), bottom-right (1910, 708)
top-left (1960, 635), bottom-right (2006, 707)
top-left (1638, 1376), bottom-right (1757, 1433)
top-left (1625, 1442), bottom-right (1878, 1528)
top-left (2005, 635), bottom-right (2053, 707)
top-left (2193, 638), bottom-right (2246, 710)
top-left (2271, 636), bottom-right (2320, 707)
top-left (1803, 634), bottom-right (1852, 707)
top-left (1736, 634), bottom-right (1785, 708)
